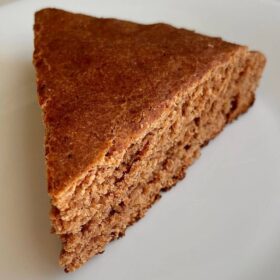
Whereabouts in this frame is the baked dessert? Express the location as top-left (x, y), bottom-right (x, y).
top-left (33, 8), bottom-right (265, 272)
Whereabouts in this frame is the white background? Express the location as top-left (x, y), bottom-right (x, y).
top-left (0, 0), bottom-right (280, 279)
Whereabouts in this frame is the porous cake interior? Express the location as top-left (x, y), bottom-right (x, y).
top-left (52, 50), bottom-right (264, 272)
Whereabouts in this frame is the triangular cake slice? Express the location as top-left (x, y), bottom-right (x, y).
top-left (33, 8), bottom-right (265, 272)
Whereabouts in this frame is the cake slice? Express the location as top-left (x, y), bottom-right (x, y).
top-left (33, 8), bottom-right (265, 272)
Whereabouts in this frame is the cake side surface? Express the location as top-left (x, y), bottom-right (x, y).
top-left (59, 49), bottom-right (265, 271)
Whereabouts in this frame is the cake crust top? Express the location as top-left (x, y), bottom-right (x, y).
top-left (33, 8), bottom-right (242, 197)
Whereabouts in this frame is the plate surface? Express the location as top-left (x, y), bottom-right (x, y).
top-left (0, 0), bottom-right (280, 279)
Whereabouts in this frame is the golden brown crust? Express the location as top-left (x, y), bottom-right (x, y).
top-left (33, 8), bottom-right (250, 198)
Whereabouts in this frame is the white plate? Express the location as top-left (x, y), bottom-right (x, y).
top-left (0, 0), bottom-right (280, 279)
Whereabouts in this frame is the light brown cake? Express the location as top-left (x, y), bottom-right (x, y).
top-left (33, 8), bottom-right (265, 272)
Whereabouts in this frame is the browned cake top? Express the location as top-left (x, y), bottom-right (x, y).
top-left (33, 8), bottom-right (242, 197)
